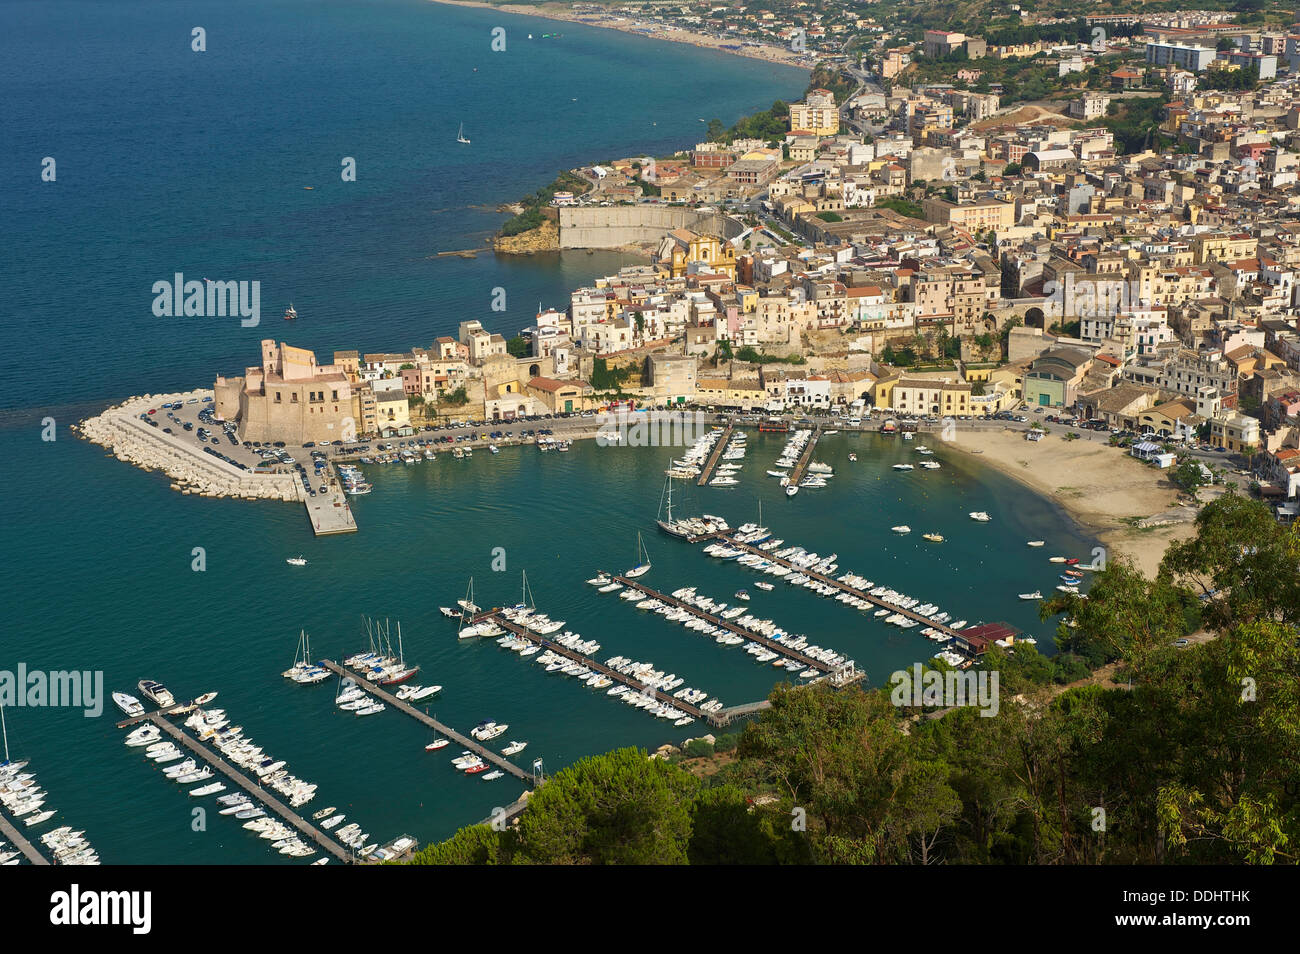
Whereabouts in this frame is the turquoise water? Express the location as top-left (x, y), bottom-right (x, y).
top-left (0, 0), bottom-right (1094, 864)
top-left (2, 425), bottom-right (1092, 863)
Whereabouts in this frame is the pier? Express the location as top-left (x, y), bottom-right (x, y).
top-left (0, 810), bottom-right (51, 865)
top-left (141, 712), bottom-right (355, 864)
top-left (696, 421), bottom-right (735, 486)
top-left (714, 536), bottom-right (966, 639)
top-left (786, 425), bottom-right (822, 487)
top-left (305, 463), bottom-right (357, 536)
top-left (609, 575), bottom-right (836, 675)
top-left (318, 661), bottom-right (534, 785)
top-left (475, 610), bottom-right (719, 726)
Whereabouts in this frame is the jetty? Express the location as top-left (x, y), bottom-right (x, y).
top-left (713, 536), bottom-right (965, 639)
top-left (319, 661), bottom-right (533, 785)
top-left (0, 810), bottom-right (51, 865)
top-left (140, 712), bottom-right (355, 865)
top-left (473, 610), bottom-right (717, 725)
top-left (609, 574), bottom-right (836, 675)
top-left (786, 426), bottom-right (822, 487)
top-left (696, 421), bottom-right (735, 486)
top-left (305, 463), bottom-right (357, 536)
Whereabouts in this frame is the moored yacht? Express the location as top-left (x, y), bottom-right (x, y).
top-left (112, 692), bottom-right (144, 718)
top-left (137, 680), bottom-right (175, 709)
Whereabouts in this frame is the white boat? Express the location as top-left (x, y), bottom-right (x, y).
top-left (482, 770), bottom-right (504, 781)
top-left (969, 511), bottom-right (991, 522)
top-left (754, 581), bottom-right (774, 591)
top-left (625, 531), bottom-right (651, 579)
top-left (137, 680), bottom-right (175, 709)
top-left (502, 740), bottom-right (527, 756)
top-left (112, 692), bottom-right (144, 718)
top-left (891, 525), bottom-right (911, 534)
top-left (456, 122), bottom-right (470, 144)
top-left (189, 782), bottom-right (226, 797)
top-left (892, 463), bottom-right (914, 471)
top-left (192, 692), bottom-right (217, 706)
top-left (785, 485), bottom-right (798, 497)
top-left (439, 606), bottom-right (460, 618)
top-left (1027, 540), bottom-right (1045, 547)
top-left (286, 556), bottom-right (307, 566)
top-left (1019, 591), bottom-right (1043, 600)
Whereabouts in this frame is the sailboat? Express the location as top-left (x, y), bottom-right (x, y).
top-left (456, 123), bottom-right (470, 144)
top-left (379, 622), bottom-right (419, 685)
top-left (283, 304), bottom-right (297, 321)
top-left (625, 532), bottom-right (651, 578)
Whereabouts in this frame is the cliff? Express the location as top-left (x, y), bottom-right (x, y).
top-left (493, 220), bottom-right (560, 254)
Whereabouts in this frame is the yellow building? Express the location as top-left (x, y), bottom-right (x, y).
top-left (890, 375), bottom-right (975, 417)
top-left (922, 198), bottom-right (1016, 231)
top-left (789, 89), bottom-right (840, 136)
top-left (657, 229), bottom-right (737, 280)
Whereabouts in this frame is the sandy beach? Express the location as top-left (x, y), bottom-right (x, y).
top-left (942, 427), bottom-right (1199, 579)
top-left (425, 1), bottom-right (816, 69)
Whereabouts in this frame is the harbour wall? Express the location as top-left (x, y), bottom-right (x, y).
top-left (558, 206), bottom-right (745, 249)
top-left (76, 390), bottom-right (301, 502)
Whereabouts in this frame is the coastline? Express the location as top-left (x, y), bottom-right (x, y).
top-left (938, 427), bottom-right (1198, 579)
top-left (424, 0), bottom-right (816, 69)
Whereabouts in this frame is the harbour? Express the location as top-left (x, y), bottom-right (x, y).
top-left (5, 419), bottom-right (1095, 864)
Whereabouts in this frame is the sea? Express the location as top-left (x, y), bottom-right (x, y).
top-left (0, 0), bottom-right (1095, 864)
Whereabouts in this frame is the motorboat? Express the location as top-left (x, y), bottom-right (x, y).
top-left (137, 680), bottom-right (175, 709)
top-left (286, 556), bottom-right (307, 566)
top-left (1027, 540), bottom-right (1045, 547)
top-left (892, 463), bottom-right (913, 471)
top-left (439, 606), bottom-right (460, 618)
top-left (470, 721), bottom-right (508, 741)
top-left (968, 511), bottom-right (991, 522)
top-left (112, 692), bottom-right (144, 718)
top-left (754, 582), bottom-right (774, 591)
top-left (1019, 591), bottom-right (1043, 600)
top-left (501, 741), bottom-right (527, 756)
top-left (922, 533), bottom-right (944, 543)
top-left (891, 526), bottom-right (911, 534)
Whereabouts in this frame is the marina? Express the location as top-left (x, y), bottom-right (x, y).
top-left (317, 661), bottom-right (535, 785)
top-left (696, 422), bottom-right (735, 486)
top-left (474, 609), bottom-right (720, 725)
top-left (132, 712), bottom-right (356, 864)
top-left (607, 575), bottom-right (843, 678)
top-left (784, 425), bottom-right (822, 490)
top-left (0, 810), bottom-right (51, 866)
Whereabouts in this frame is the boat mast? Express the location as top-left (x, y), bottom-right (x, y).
top-left (1, 699), bottom-right (8, 763)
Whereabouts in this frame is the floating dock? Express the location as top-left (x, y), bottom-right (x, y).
top-left (141, 712), bottom-right (355, 865)
top-left (786, 426), bottom-right (822, 487)
top-left (610, 574), bottom-right (836, 675)
top-left (0, 810), bottom-right (51, 865)
top-left (474, 610), bottom-right (717, 726)
top-left (319, 661), bottom-right (534, 785)
top-left (696, 422), bottom-right (735, 486)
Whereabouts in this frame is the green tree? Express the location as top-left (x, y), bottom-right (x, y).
top-left (510, 748), bottom-right (698, 864)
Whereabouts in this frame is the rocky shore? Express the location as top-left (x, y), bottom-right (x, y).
top-left (75, 390), bottom-right (300, 503)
